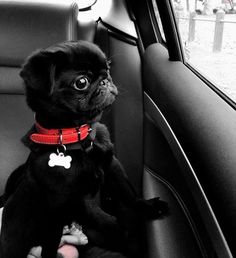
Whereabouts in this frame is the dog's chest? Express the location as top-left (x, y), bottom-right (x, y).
top-left (29, 149), bottom-right (103, 198)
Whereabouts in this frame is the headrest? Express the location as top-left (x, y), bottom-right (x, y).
top-left (0, 0), bottom-right (78, 67)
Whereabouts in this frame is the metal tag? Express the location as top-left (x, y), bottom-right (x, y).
top-left (48, 152), bottom-right (72, 169)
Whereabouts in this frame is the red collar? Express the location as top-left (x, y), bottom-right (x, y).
top-left (30, 122), bottom-right (92, 145)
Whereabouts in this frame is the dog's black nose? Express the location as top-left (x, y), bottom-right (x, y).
top-left (99, 79), bottom-right (110, 87)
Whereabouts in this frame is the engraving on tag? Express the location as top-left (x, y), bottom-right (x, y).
top-left (48, 152), bottom-right (72, 169)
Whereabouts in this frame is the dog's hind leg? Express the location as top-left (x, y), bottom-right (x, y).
top-left (3, 163), bottom-right (27, 204)
top-left (0, 208), bottom-right (36, 258)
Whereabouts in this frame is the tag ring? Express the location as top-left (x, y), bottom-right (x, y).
top-left (57, 144), bottom-right (66, 154)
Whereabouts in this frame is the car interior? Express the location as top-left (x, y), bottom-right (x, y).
top-left (0, 0), bottom-right (235, 257)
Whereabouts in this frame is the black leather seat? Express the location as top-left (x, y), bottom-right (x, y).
top-left (0, 0), bottom-right (78, 197)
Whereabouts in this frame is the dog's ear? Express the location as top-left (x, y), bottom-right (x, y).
top-left (20, 48), bottom-right (67, 95)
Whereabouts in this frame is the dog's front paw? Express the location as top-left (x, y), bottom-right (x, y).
top-left (135, 197), bottom-right (169, 219)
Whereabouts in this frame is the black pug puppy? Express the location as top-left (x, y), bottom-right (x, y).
top-left (0, 41), bottom-right (168, 258)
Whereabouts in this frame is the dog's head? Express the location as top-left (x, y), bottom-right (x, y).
top-left (20, 41), bottom-right (118, 125)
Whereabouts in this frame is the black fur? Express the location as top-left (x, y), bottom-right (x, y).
top-left (0, 41), bottom-right (168, 258)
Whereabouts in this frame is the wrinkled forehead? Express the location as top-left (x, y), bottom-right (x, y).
top-left (66, 50), bottom-right (109, 73)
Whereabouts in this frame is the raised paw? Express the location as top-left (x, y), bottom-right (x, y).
top-left (135, 197), bottom-right (169, 220)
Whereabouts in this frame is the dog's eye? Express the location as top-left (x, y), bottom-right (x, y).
top-left (73, 76), bottom-right (90, 91)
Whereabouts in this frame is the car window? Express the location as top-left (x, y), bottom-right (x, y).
top-left (152, 0), bottom-right (236, 103)
top-left (170, 0), bottom-right (236, 103)
top-left (152, 0), bottom-right (166, 42)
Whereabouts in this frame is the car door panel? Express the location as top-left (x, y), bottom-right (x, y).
top-left (143, 167), bottom-right (204, 258)
top-left (142, 43), bottom-right (235, 257)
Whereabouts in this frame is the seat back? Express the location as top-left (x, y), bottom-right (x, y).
top-left (0, 0), bottom-right (78, 195)
top-left (95, 22), bottom-right (144, 195)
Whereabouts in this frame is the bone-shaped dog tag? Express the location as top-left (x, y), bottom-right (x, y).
top-left (48, 152), bottom-right (72, 169)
